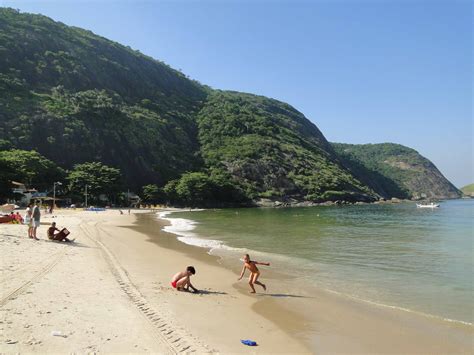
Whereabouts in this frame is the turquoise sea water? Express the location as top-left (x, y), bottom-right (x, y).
top-left (159, 199), bottom-right (474, 324)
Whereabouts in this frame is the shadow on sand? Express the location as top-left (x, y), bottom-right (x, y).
top-left (2, 234), bottom-right (91, 248)
top-left (196, 289), bottom-right (228, 296)
top-left (2, 234), bottom-right (22, 239)
top-left (257, 293), bottom-right (310, 299)
top-left (66, 241), bottom-right (92, 248)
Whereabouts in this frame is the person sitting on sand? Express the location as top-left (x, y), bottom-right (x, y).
top-left (238, 254), bottom-right (270, 293)
top-left (47, 222), bottom-right (73, 242)
top-left (171, 266), bottom-right (199, 293)
top-left (14, 212), bottom-right (23, 224)
top-left (9, 212), bottom-right (18, 224)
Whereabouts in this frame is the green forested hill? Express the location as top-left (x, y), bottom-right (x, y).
top-left (460, 184), bottom-right (474, 196)
top-left (0, 8), bottom-right (207, 187)
top-left (0, 9), bottom-right (460, 205)
top-left (332, 143), bottom-right (461, 199)
top-left (196, 91), bottom-right (373, 201)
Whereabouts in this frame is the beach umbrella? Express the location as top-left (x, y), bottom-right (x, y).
top-left (0, 204), bottom-right (16, 213)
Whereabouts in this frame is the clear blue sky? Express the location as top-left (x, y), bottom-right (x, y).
top-left (3, 0), bottom-right (472, 187)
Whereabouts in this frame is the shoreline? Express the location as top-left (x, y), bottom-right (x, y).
top-left (151, 208), bottom-right (473, 353)
top-left (1, 209), bottom-right (310, 353)
top-left (127, 212), bottom-right (311, 353)
top-left (213, 196), bottom-right (463, 208)
top-left (1, 208), bottom-right (472, 353)
top-left (155, 207), bottom-right (473, 327)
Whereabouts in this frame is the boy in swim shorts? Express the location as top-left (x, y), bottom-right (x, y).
top-left (238, 254), bottom-right (270, 293)
top-left (171, 266), bottom-right (199, 293)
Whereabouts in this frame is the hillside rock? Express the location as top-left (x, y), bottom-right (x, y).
top-left (332, 143), bottom-right (461, 200)
top-left (196, 91), bottom-right (377, 202)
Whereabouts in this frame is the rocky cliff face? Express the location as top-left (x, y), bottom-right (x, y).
top-left (382, 158), bottom-right (460, 199)
top-left (332, 143), bottom-right (461, 200)
top-left (196, 91), bottom-right (377, 202)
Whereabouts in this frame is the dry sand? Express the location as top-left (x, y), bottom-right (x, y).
top-left (1, 209), bottom-right (472, 354)
top-left (0, 211), bottom-right (179, 353)
top-left (0, 209), bottom-right (309, 353)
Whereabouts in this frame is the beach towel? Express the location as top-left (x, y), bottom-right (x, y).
top-left (241, 339), bottom-right (257, 346)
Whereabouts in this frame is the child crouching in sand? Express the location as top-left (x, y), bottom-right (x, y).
top-left (171, 266), bottom-right (199, 293)
top-left (238, 254), bottom-right (270, 293)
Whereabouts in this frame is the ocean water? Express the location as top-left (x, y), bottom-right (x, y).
top-left (158, 199), bottom-right (474, 324)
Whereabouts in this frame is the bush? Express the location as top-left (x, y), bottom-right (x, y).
top-left (141, 184), bottom-right (163, 205)
top-left (0, 149), bottom-right (65, 191)
top-left (164, 170), bottom-right (249, 207)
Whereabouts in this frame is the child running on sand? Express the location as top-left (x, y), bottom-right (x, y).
top-left (238, 254), bottom-right (270, 293)
top-left (171, 266), bottom-right (199, 293)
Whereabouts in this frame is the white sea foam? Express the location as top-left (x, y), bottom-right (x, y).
top-left (156, 209), bottom-right (473, 327)
top-left (157, 210), bottom-right (241, 252)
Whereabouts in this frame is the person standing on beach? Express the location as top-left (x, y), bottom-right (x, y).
top-left (238, 254), bottom-right (270, 293)
top-left (31, 201), bottom-right (41, 240)
top-left (26, 203), bottom-right (33, 238)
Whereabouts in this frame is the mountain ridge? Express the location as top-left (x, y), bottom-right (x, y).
top-left (332, 143), bottom-right (461, 200)
top-left (0, 8), bottom-right (461, 205)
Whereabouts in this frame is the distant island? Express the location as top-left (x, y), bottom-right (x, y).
top-left (0, 8), bottom-right (462, 207)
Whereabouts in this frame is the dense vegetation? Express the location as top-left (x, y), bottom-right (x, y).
top-left (0, 9), bottom-right (460, 205)
top-left (194, 91), bottom-right (375, 202)
top-left (67, 162), bottom-right (123, 204)
top-left (0, 8), bottom-right (206, 189)
top-left (0, 149), bottom-right (65, 191)
top-left (0, 156), bottom-right (16, 199)
top-left (0, 148), bottom-right (125, 205)
top-left (164, 170), bottom-right (250, 207)
top-left (332, 143), bottom-right (461, 199)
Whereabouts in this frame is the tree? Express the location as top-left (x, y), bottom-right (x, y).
top-left (163, 179), bottom-right (179, 204)
top-left (0, 140), bottom-right (12, 150)
top-left (0, 159), bottom-right (16, 202)
top-left (207, 168), bottom-right (248, 203)
top-left (67, 162), bottom-right (122, 205)
top-left (174, 172), bottom-right (214, 205)
top-left (0, 149), bottom-right (65, 191)
top-left (163, 170), bottom-right (249, 207)
top-left (141, 184), bottom-right (162, 205)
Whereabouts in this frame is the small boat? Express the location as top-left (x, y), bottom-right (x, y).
top-left (416, 203), bottom-right (440, 208)
top-left (0, 215), bottom-right (14, 223)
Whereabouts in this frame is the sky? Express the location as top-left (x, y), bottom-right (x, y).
top-left (2, 0), bottom-right (472, 187)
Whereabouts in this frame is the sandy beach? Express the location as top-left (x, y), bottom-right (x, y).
top-left (1, 209), bottom-right (472, 353)
top-left (0, 209), bottom-right (308, 353)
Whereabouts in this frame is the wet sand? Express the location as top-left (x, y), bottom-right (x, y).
top-left (141, 211), bottom-right (473, 354)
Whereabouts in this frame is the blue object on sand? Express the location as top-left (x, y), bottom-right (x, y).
top-left (241, 339), bottom-right (257, 346)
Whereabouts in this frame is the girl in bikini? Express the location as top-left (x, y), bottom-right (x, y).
top-left (238, 254), bottom-right (270, 293)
